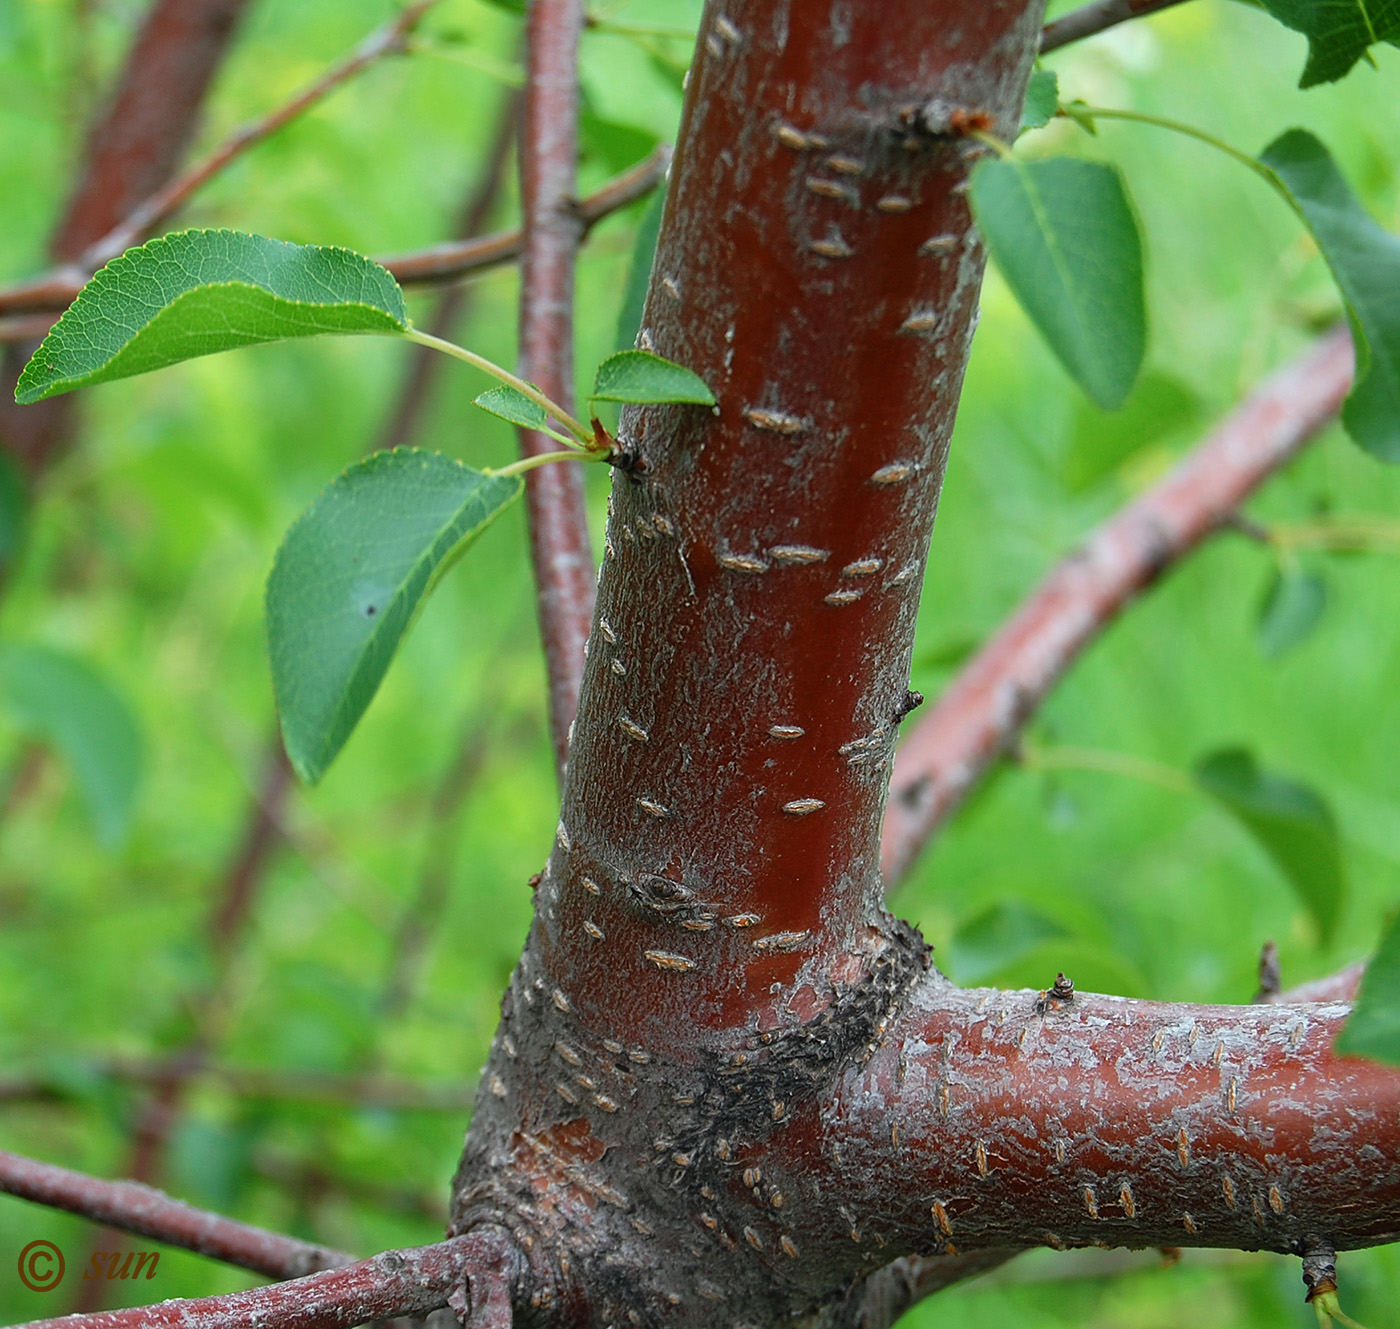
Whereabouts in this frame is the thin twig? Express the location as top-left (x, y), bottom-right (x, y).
top-left (0, 1), bottom-right (437, 327)
top-left (1040, 0), bottom-right (1192, 53)
top-left (517, 0), bottom-right (597, 780)
top-left (0, 149), bottom-right (671, 331)
top-left (5, 1230), bottom-right (515, 1329)
top-left (881, 326), bottom-right (1355, 888)
top-left (0, 0), bottom-right (253, 475)
top-left (0, 1150), bottom-right (353, 1279)
top-left (80, 0), bottom-right (442, 272)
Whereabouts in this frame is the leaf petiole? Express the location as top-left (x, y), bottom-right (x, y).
top-left (1066, 106), bottom-right (1293, 211)
top-left (487, 449), bottom-right (609, 479)
top-left (1019, 742), bottom-right (1196, 797)
top-left (969, 129), bottom-right (1014, 160)
top-left (404, 327), bottom-right (596, 446)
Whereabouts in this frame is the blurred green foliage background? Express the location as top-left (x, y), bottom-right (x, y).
top-left (0, 0), bottom-right (1398, 1324)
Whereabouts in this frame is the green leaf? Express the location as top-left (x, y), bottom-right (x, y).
top-left (473, 384), bottom-right (548, 431)
top-left (970, 156), bottom-right (1145, 410)
top-left (1336, 910), bottom-right (1400, 1063)
top-left (1194, 747), bottom-right (1343, 946)
top-left (1254, 0), bottom-right (1400, 86)
top-left (266, 449), bottom-right (521, 784)
top-left (0, 645), bottom-right (143, 846)
top-left (591, 350), bottom-right (715, 405)
top-left (1020, 68), bottom-right (1060, 133)
top-left (1260, 130), bottom-right (1400, 461)
top-left (1257, 568), bottom-right (1327, 657)
top-left (16, 229), bottom-right (408, 405)
top-left (616, 189), bottom-right (665, 351)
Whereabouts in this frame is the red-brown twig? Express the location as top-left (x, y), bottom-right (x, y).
top-left (0, 0), bottom-right (253, 475)
top-left (1041, 0), bottom-right (1191, 52)
top-left (516, 0), bottom-right (596, 779)
top-left (6, 1230), bottom-right (515, 1329)
top-left (382, 143), bottom-right (669, 287)
top-left (78, 0), bottom-right (442, 273)
top-left (0, 1150), bottom-right (352, 1279)
top-left (0, 149), bottom-right (671, 333)
top-left (881, 326), bottom-right (1355, 887)
top-left (0, 0), bottom-right (435, 330)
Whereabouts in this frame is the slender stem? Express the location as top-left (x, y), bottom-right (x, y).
top-left (586, 19), bottom-right (697, 39)
top-left (490, 448), bottom-right (600, 478)
top-left (375, 86), bottom-right (521, 453)
top-left (969, 129), bottom-right (1014, 160)
top-left (1272, 519), bottom-right (1400, 554)
top-left (403, 327), bottom-right (593, 443)
top-left (406, 38), bottom-right (524, 87)
top-left (1019, 741), bottom-right (1197, 796)
top-left (1073, 105), bottom-right (1296, 210)
top-left (0, 1149), bottom-right (352, 1279)
top-left (1315, 1291), bottom-right (1371, 1329)
top-left (80, 0), bottom-right (443, 269)
top-left (0, 148), bottom-right (672, 324)
top-left (516, 0), bottom-right (596, 783)
top-left (1040, 0), bottom-right (1192, 53)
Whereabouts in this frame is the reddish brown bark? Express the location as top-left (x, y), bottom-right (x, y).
top-left (829, 983), bottom-right (1400, 1255)
top-left (517, 0), bottom-right (595, 780)
top-left (450, 1), bottom-right (1049, 1323)
top-left (881, 325), bottom-right (1355, 885)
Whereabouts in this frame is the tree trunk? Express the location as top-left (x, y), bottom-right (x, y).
top-left (451, 1), bottom-right (1048, 1322)
top-left (447, 2), bottom-right (1400, 1327)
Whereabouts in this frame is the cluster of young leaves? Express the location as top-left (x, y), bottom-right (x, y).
top-left (971, 69), bottom-right (1400, 462)
top-left (15, 230), bottom-right (714, 783)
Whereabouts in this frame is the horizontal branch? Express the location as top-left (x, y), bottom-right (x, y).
top-left (826, 978), bottom-right (1400, 1257)
top-left (6, 1231), bottom-right (515, 1329)
top-left (1040, 0), bottom-right (1192, 53)
top-left (0, 147), bottom-right (670, 332)
top-left (0, 1151), bottom-right (352, 1280)
top-left (881, 326), bottom-right (1354, 886)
